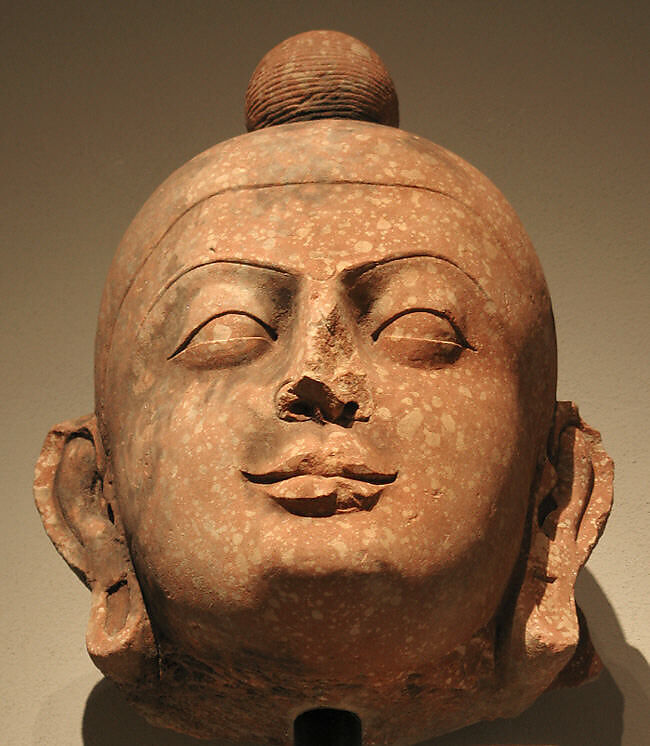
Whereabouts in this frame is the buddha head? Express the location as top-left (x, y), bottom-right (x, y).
top-left (34, 31), bottom-right (613, 745)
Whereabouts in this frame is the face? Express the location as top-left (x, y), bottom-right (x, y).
top-left (103, 183), bottom-right (540, 679)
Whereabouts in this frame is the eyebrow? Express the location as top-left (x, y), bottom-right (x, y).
top-left (342, 252), bottom-right (486, 294)
top-left (145, 258), bottom-right (294, 318)
top-left (144, 252), bottom-right (487, 327)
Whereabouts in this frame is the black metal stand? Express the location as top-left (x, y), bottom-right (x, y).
top-left (294, 708), bottom-right (362, 746)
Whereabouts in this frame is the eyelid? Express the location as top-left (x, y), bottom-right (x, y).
top-left (371, 307), bottom-right (476, 350)
top-left (168, 310), bottom-right (277, 360)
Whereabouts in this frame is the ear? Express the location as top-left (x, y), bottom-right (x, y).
top-left (34, 414), bottom-right (158, 686)
top-left (501, 401), bottom-right (613, 708)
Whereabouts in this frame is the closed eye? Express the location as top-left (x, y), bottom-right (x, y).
top-left (371, 308), bottom-right (475, 368)
top-left (169, 311), bottom-right (277, 369)
top-left (371, 308), bottom-right (475, 349)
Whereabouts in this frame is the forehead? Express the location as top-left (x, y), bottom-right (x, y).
top-left (130, 183), bottom-right (519, 297)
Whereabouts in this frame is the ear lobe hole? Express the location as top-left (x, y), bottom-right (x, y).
top-left (107, 578), bottom-right (127, 596)
top-left (105, 578), bottom-right (129, 636)
top-left (538, 493), bottom-right (558, 536)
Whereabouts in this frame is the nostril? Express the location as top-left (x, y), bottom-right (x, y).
top-left (277, 376), bottom-right (366, 426)
top-left (288, 400), bottom-right (315, 418)
top-left (334, 401), bottom-right (359, 428)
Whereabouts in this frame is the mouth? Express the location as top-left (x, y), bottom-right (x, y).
top-left (242, 454), bottom-right (398, 518)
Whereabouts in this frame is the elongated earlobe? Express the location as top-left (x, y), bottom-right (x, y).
top-left (501, 401), bottom-right (613, 712)
top-left (34, 414), bottom-right (158, 686)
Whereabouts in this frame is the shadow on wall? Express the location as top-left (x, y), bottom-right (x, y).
top-left (81, 571), bottom-right (648, 746)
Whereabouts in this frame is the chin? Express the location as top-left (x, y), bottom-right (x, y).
top-left (122, 612), bottom-right (503, 745)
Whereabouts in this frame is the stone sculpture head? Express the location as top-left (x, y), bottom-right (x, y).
top-left (35, 31), bottom-right (613, 746)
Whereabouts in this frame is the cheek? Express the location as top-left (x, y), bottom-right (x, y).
top-left (120, 374), bottom-right (267, 500)
top-left (107, 367), bottom-right (282, 601)
top-left (372, 357), bottom-right (523, 471)
top-left (369, 358), bottom-right (529, 558)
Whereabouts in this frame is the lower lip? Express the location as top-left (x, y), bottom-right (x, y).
top-left (260, 475), bottom-right (385, 517)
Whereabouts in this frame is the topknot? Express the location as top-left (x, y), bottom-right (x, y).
top-left (245, 30), bottom-right (399, 131)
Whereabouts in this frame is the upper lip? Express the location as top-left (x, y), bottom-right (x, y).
top-left (242, 452), bottom-right (398, 486)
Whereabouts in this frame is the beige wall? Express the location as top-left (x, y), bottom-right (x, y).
top-left (2, 2), bottom-right (648, 744)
